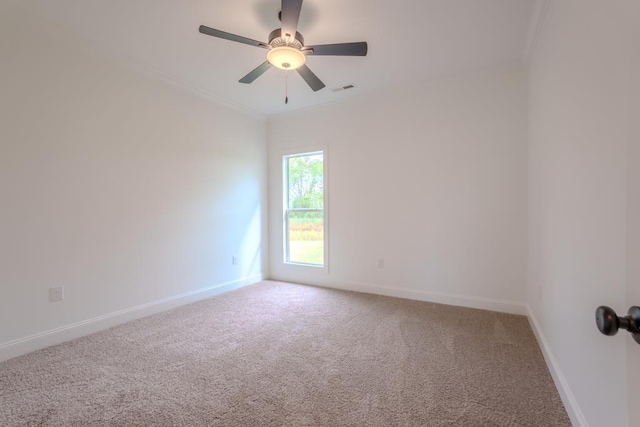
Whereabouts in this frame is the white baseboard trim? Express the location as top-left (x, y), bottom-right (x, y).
top-left (0, 274), bottom-right (264, 363)
top-left (527, 306), bottom-right (588, 427)
top-left (343, 281), bottom-right (526, 315)
top-left (271, 276), bottom-right (526, 315)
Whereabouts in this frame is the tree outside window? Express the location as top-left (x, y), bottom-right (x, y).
top-left (284, 152), bottom-right (325, 266)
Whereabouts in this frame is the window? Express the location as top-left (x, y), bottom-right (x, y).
top-left (283, 151), bottom-right (326, 267)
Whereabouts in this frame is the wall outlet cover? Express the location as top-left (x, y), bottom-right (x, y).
top-left (49, 286), bottom-right (64, 302)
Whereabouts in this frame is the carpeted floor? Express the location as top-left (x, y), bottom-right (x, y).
top-left (0, 281), bottom-right (570, 426)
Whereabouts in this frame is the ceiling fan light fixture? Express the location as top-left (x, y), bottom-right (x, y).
top-left (267, 46), bottom-right (306, 70)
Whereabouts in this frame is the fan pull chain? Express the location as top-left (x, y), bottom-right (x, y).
top-left (285, 70), bottom-right (289, 104)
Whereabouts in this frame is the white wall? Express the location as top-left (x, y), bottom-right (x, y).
top-left (0, 3), bottom-right (268, 360)
top-left (628, 6), bottom-right (640, 423)
top-left (527, 1), bottom-right (636, 425)
top-left (268, 69), bottom-right (528, 314)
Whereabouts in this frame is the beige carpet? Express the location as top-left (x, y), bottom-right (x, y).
top-left (0, 281), bottom-right (570, 426)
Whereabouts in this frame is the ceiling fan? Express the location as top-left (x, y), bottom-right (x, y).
top-left (199, 0), bottom-right (368, 93)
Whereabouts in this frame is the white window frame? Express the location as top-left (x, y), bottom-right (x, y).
top-left (282, 148), bottom-right (328, 271)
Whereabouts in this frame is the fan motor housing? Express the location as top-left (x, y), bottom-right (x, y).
top-left (268, 28), bottom-right (305, 49)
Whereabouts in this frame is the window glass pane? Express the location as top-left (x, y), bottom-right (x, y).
top-left (287, 154), bottom-right (324, 210)
top-left (284, 151), bottom-right (325, 267)
top-left (288, 210), bottom-right (324, 265)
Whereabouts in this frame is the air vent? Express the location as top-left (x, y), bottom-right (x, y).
top-left (332, 84), bottom-right (355, 93)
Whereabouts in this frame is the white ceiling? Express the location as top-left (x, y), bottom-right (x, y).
top-left (14, 0), bottom-right (535, 116)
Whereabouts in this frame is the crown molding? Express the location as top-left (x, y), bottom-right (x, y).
top-left (522, 0), bottom-right (551, 65)
top-left (6, 0), bottom-right (266, 122)
top-left (122, 58), bottom-right (266, 121)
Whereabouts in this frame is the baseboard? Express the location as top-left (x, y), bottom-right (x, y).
top-left (0, 274), bottom-right (264, 363)
top-left (346, 281), bottom-right (526, 315)
top-left (527, 306), bottom-right (588, 427)
top-left (271, 276), bottom-right (526, 315)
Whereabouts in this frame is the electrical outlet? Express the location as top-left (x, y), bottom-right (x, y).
top-left (49, 286), bottom-right (64, 302)
top-left (377, 258), bottom-right (385, 269)
top-left (232, 255), bottom-right (238, 265)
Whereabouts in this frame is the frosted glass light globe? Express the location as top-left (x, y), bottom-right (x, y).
top-left (267, 46), bottom-right (306, 70)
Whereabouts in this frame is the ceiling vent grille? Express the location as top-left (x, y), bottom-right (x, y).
top-left (332, 84), bottom-right (355, 93)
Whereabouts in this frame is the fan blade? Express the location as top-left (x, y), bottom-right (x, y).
top-left (281, 0), bottom-right (303, 40)
top-left (199, 25), bottom-right (268, 49)
top-left (304, 42), bottom-right (368, 56)
top-left (297, 64), bottom-right (325, 92)
top-left (239, 61), bottom-right (272, 84)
